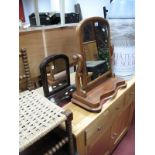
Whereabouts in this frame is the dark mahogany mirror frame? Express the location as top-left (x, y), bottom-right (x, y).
top-left (40, 54), bottom-right (70, 98)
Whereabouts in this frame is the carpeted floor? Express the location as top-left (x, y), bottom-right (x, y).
top-left (112, 115), bottom-right (135, 155)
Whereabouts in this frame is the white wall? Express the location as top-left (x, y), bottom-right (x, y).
top-left (107, 0), bottom-right (135, 18)
top-left (50, 0), bottom-right (75, 13)
top-left (38, 0), bottom-right (51, 12)
top-left (50, 0), bottom-right (60, 12)
top-left (65, 0), bottom-right (76, 13)
top-left (22, 0), bottom-right (51, 24)
top-left (22, 0), bottom-right (35, 24)
top-left (75, 0), bottom-right (135, 19)
top-left (75, 0), bottom-right (108, 19)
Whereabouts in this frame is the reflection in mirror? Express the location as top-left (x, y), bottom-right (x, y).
top-left (94, 21), bottom-right (111, 72)
top-left (40, 54), bottom-right (75, 106)
top-left (83, 22), bottom-right (95, 42)
top-left (81, 20), bottom-right (111, 80)
top-left (46, 58), bottom-right (68, 93)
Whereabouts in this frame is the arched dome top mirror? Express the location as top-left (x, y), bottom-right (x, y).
top-left (72, 17), bottom-right (126, 112)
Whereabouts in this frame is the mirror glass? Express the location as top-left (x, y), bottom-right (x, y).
top-left (82, 21), bottom-right (111, 81)
top-left (45, 57), bottom-right (68, 93)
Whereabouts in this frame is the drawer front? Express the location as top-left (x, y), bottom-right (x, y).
top-left (87, 128), bottom-right (111, 155)
top-left (85, 110), bottom-right (110, 144)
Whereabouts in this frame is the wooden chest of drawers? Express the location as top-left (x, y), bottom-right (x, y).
top-left (64, 77), bottom-right (135, 155)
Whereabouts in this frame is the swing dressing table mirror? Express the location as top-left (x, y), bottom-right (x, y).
top-left (40, 54), bottom-right (76, 107)
top-left (72, 17), bottom-right (126, 112)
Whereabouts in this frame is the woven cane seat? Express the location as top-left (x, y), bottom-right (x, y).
top-left (19, 90), bottom-right (67, 152)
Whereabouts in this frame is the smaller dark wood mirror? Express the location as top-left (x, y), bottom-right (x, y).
top-left (40, 54), bottom-right (76, 107)
top-left (72, 17), bottom-right (126, 112)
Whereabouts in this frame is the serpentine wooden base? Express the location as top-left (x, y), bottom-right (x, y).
top-left (71, 77), bottom-right (126, 112)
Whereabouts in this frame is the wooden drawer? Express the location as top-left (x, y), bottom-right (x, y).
top-left (85, 109), bottom-right (110, 144)
top-left (87, 128), bottom-right (111, 155)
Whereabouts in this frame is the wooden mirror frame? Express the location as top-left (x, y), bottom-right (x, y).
top-left (40, 54), bottom-right (70, 98)
top-left (75, 16), bottom-right (112, 89)
top-left (71, 17), bottom-right (127, 112)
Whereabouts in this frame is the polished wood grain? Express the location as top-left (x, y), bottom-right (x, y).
top-left (72, 76), bottom-right (126, 112)
top-left (44, 26), bottom-right (80, 63)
